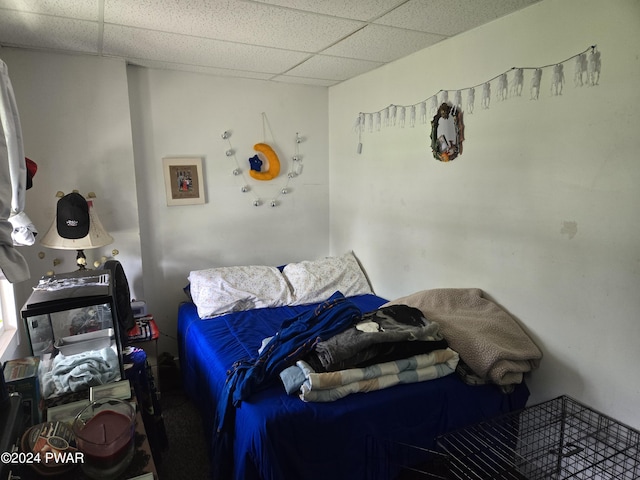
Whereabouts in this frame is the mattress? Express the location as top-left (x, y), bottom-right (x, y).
top-left (177, 293), bottom-right (529, 480)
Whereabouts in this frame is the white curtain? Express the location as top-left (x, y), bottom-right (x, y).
top-left (0, 58), bottom-right (30, 283)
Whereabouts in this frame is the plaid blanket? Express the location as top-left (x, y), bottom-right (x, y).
top-left (297, 348), bottom-right (458, 402)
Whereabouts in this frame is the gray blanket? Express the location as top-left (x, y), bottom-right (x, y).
top-left (383, 288), bottom-right (542, 386)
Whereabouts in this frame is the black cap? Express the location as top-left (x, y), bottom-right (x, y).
top-left (56, 192), bottom-right (89, 239)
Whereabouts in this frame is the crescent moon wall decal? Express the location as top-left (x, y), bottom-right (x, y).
top-left (249, 143), bottom-right (281, 181)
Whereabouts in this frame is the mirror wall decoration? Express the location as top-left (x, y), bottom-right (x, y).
top-left (430, 103), bottom-right (464, 162)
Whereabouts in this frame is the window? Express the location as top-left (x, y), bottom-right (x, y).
top-left (0, 280), bottom-right (7, 336)
top-left (0, 278), bottom-right (18, 359)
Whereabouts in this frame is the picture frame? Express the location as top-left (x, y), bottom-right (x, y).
top-left (162, 156), bottom-right (205, 206)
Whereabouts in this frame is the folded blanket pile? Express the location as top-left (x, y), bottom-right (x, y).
top-left (297, 348), bottom-right (459, 402)
top-left (277, 303), bottom-right (457, 401)
top-left (383, 288), bottom-right (542, 386)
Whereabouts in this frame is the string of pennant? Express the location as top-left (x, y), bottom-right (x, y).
top-left (354, 45), bottom-right (601, 146)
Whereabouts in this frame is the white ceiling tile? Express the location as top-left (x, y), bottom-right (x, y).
top-left (127, 59), bottom-right (275, 81)
top-left (0, 0), bottom-right (99, 20)
top-left (0, 0), bottom-right (542, 86)
top-left (270, 74), bottom-right (337, 87)
top-left (323, 24), bottom-right (444, 62)
top-left (0, 10), bottom-right (99, 53)
top-left (104, 0), bottom-right (365, 52)
top-left (286, 55), bottom-right (383, 81)
top-left (376, 0), bottom-right (541, 36)
top-left (252, 0), bottom-right (406, 21)
top-left (103, 25), bottom-right (311, 74)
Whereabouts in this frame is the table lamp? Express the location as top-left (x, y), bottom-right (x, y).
top-left (40, 191), bottom-right (114, 270)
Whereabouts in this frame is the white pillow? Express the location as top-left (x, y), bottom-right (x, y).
top-left (282, 251), bottom-right (373, 305)
top-left (188, 265), bottom-right (293, 318)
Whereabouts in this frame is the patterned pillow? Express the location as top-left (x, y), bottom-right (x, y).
top-left (188, 265), bottom-right (293, 318)
top-left (282, 251), bottom-right (373, 305)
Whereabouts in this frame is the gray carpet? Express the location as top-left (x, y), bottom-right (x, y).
top-left (155, 364), bottom-right (210, 479)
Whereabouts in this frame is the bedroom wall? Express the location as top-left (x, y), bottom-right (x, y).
top-left (121, 68), bottom-right (330, 354)
top-left (328, 0), bottom-right (640, 429)
top-left (0, 48), bottom-right (143, 359)
top-left (1, 49), bottom-right (330, 358)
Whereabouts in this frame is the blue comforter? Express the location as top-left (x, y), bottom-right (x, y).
top-left (178, 293), bottom-right (529, 480)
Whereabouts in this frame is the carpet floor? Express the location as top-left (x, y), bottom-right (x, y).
top-left (155, 374), bottom-right (211, 479)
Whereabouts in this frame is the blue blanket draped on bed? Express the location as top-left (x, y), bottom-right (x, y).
top-left (178, 293), bottom-right (530, 480)
top-left (229, 291), bottom-right (361, 406)
top-left (214, 292), bottom-right (362, 478)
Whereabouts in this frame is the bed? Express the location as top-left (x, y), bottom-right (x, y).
top-left (177, 252), bottom-right (540, 480)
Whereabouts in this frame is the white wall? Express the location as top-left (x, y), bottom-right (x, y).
top-left (0, 49), bottom-right (330, 357)
top-left (329, 0), bottom-right (640, 428)
top-left (126, 68), bottom-right (330, 353)
top-left (0, 48), bottom-right (142, 359)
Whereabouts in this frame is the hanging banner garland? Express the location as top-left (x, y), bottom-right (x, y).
top-left (355, 45), bottom-right (601, 160)
top-left (222, 113), bottom-right (303, 207)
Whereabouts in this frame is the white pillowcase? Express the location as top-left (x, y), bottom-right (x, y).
top-left (188, 265), bottom-right (293, 318)
top-left (282, 251), bottom-right (373, 305)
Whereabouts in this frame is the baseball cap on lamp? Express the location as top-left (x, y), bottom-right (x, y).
top-left (56, 192), bottom-right (90, 239)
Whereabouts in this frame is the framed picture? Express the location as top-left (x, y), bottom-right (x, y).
top-left (163, 156), bottom-right (205, 206)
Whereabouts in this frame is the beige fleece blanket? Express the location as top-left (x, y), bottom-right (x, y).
top-left (383, 288), bottom-right (542, 386)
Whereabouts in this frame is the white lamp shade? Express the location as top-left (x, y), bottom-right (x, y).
top-left (40, 199), bottom-right (114, 250)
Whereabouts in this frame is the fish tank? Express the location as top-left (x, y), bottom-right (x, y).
top-left (21, 270), bottom-right (125, 402)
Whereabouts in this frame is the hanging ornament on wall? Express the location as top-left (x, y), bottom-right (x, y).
top-left (530, 68), bottom-right (543, 100)
top-left (467, 87), bottom-right (475, 114)
top-left (587, 48), bottom-right (601, 85)
top-left (551, 64), bottom-right (565, 96)
top-left (430, 103), bottom-right (464, 162)
top-left (574, 54), bottom-right (587, 86)
top-left (481, 82), bottom-right (491, 109)
top-left (511, 68), bottom-right (524, 96)
top-left (497, 74), bottom-right (508, 101)
top-left (249, 143), bottom-right (281, 181)
top-left (354, 45), bottom-right (601, 159)
top-left (221, 113), bottom-right (304, 207)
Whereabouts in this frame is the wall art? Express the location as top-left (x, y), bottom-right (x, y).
top-left (163, 156), bottom-right (205, 206)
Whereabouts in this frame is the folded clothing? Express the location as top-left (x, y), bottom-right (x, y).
top-left (306, 304), bottom-right (446, 372)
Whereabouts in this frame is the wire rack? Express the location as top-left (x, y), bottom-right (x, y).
top-left (436, 395), bottom-right (640, 479)
top-left (366, 436), bottom-right (451, 480)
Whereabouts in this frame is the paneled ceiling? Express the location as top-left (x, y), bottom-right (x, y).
top-left (0, 0), bottom-right (541, 86)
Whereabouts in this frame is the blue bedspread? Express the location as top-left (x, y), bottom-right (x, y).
top-left (177, 294), bottom-right (529, 480)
